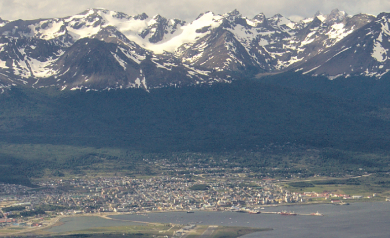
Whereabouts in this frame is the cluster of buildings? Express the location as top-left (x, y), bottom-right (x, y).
top-left (0, 176), bottom-right (305, 219)
top-left (0, 174), bottom-right (382, 230)
top-left (303, 191), bottom-right (374, 200)
top-left (0, 183), bottom-right (29, 195)
top-left (0, 218), bottom-right (17, 227)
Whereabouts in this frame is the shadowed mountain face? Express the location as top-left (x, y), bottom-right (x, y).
top-left (1, 8), bottom-right (390, 92)
top-left (1, 80), bottom-right (389, 153)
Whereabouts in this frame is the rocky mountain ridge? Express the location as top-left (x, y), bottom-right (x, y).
top-left (0, 8), bottom-right (388, 91)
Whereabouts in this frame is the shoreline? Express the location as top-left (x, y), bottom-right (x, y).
top-left (2, 200), bottom-right (387, 237)
top-left (57, 199), bottom-right (389, 220)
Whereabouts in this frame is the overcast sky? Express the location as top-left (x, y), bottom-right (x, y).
top-left (1, 0), bottom-right (390, 22)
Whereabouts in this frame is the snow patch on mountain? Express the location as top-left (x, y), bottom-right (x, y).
top-left (66, 9), bottom-right (224, 54)
top-left (372, 41), bottom-right (388, 62)
top-left (230, 25), bottom-right (258, 48)
top-left (316, 15), bottom-right (326, 22)
top-left (29, 58), bottom-right (58, 78)
top-left (12, 60), bottom-right (30, 78)
top-left (111, 52), bottom-right (127, 70)
top-left (303, 65), bottom-right (322, 74)
top-left (326, 23), bottom-right (355, 44)
top-left (302, 17), bottom-right (314, 24)
top-left (277, 16), bottom-right (296, 29)
top-left (185, 52), bottom-right (204, 64)
top-left (29, 20), bottom-right (65, 40)
top-left (0, 60), bottom-right (7, 69)
top-left (183, 64), bottom-right (211, 76)
top-left (328, 74), bottom-right (344, 80)
top-left (0, 8), bottom-right (387, 91)
top-left (126, 12), bottom-right (223, 54)
top-left (67, 23), bottom-right (101, 41)
top-left (104, 15), bottom-right (148, 34)
top-left (325, 47), bottom-right (351, 62)
top-left (118, 47), bottom-right (145, 64)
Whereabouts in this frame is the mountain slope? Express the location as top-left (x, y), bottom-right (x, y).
top-left (0, 8), bottom-right (386, 91)
top-left (1, 81), bottom-right (389, 152)
top-left (294, 12), bottom-right (390, 78)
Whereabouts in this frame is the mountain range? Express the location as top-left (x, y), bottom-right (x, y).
top-left (3, 9), bottom-right (390, 186)
top-left (0, 8), bottom-right (389, 92)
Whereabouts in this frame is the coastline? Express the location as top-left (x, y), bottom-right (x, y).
top-left (2, 200), bottom-right (387, 237)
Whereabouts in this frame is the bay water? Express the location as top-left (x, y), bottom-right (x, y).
top-left (47, 202), bottom-right (390, 237)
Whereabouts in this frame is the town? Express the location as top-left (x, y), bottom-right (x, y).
top-left (0, 172), bottom-right (375, 230)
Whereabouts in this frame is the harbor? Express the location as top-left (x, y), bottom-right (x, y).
top-left (38, 202), bottom-right (390, 237)
top-left (248, 211), bottom-right (324, 216)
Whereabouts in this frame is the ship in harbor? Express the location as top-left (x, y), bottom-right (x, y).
top-left (310, 211), bottom-right (324, 216)
top-left (331, 200), bottom-right (350, 205)
top-left (248, 210), bottom-right (261, 214)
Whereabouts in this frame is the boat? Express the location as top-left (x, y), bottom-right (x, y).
top-left (248, 210), bottom-right (261, 214)
top-left (236, 210), bottom-right (247, 213)
top-left (310, 211), bottom-right (324, 216)
top-left (280, 211), bottom-right (297, 216)
top-left (333, 202), bottom-right (350, 206)
top-left (187, 211), bottom-right (195, 213)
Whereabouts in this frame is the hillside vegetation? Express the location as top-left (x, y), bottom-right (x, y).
top-left (1, 79), bottom-right (390, 184)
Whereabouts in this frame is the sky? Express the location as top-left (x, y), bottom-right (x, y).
top-left (0, 0), bottom-right (390, 22)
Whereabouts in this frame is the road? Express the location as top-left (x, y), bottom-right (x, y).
top-left (181, 225), bottom-right (218, 238)
top-left (199, 225), bottom-right (218, 238)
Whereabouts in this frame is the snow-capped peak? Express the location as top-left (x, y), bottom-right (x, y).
top-left (268, 14), bottom-right (296, 30)
top-left (314, 11), bottom-right (326, 22)
top-left (253, 13), bottom-right (267, 22)
top-left (224, 9), bottom-right (241, 18)
top-left (325, 9), bottom-right (348, 23)
top-left (0, 17), bottom-right (8, 27)
top-left (0, 9), bottom-right (386, 91)
top-left (134, 13), bottom-right (148, 20)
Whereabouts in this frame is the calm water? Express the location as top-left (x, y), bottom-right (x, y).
top-left (47, 202), bottom-right (390, 237)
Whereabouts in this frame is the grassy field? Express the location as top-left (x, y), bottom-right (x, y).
top-left (0, 142), bottom-right (166, 184)
top-left (283, 174), bottom-right (390, 199)
top-left (69, 223), bottom-right (175, 236)
top-left (27, 222), bottom-right (178, 237)
top-left (25, 223), bottom-right (269, 238)
top-left (209, 226), bottom-right (270, 238)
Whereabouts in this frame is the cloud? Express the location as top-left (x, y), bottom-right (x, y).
top-left (288, 15), bottom-right (305, 22)
top-left (0, 0), bottom-right (390, 21)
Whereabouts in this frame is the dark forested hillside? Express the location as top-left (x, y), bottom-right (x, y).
top-left (1, 80), bottom-right (389, 153)
top-left (259, 72), bottom-right (390, 106)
